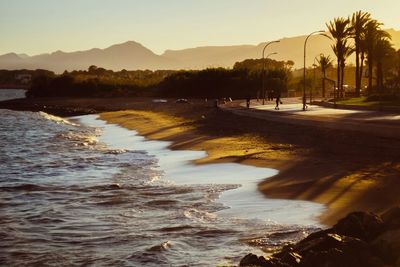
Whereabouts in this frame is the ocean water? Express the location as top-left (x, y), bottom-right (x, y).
top-left (0, 90), bottom-right (325, 266)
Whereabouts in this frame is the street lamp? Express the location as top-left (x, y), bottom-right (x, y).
top-left (303, 31), bottom-right (331, 111)
top-left (311, 55), bottom-right (321, 103)
top-left (264, 52), bottom-right (277, 102)
top-left (262, 40), bottom-right (280, 105)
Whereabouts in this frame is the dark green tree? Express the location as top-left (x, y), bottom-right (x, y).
top-left (364, 20), bottom-right (391, 92)
top-left (317, 54), bottom-right (333, 97)
top-left (351, 11), bottom-right (371, 96)
top-left (327, 17), bottom-right (353, 98)
top-left (374, 38), bottom-right (393, 91)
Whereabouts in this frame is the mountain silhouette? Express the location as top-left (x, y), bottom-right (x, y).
top-left (1, 29), bottom-right (399, 73)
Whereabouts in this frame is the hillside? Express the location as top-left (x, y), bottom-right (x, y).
top-left (0, 41), bottom-right (176, 73)
top-left (1, 29), bottom-right (399, 72)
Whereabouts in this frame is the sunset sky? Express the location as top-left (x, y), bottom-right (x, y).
top-left (1, 0), bottom-right (399, 55)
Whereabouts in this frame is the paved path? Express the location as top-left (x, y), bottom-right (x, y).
top-left (221, 98), bottom-right (400, 139)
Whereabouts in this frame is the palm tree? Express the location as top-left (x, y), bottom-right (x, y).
top-left (351, 11), bottom-right (371, 96)
top-left (327, 17), bottom-right (353, 98)
top-left (317, 54), bottom-right (332, 97)
top-left (392, 49), bottom-right (400, 90)
top-left (359, 34), bottom-right (368, 94)
top-left (364, 20), bottom-right (390, 92)
top-left (374, 37), bottom-right (393, 90)
top-left (340, 42), bottom-right (354, 97)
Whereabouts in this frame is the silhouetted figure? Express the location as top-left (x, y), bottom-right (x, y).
top-left (275, 92), bottom-right (282, 110)
top-left (246, 97), bottom-right (251, 108)
top-left (302, 95), bottom-right (308, 110)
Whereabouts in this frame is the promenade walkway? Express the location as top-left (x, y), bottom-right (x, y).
top-left (221, 98), bottom-right (400, 139)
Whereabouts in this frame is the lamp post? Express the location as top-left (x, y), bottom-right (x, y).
top-left (264, 52), bottom-right (277, 102)
top-left (303, 31), bottom-right (331, 111)
top-left (262, 40), bottom-right (280, 105)
top-left (311, 55), bottom-right (320, 104)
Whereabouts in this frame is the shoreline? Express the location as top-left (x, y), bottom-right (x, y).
top-left (82, 114), bottom-right (324, 226)
top-left (1, 97), bottom-right (400, 226)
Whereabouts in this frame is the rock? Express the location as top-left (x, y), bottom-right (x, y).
top-left (239, 253), bottom-right (263, 266)
top-left (382, 206), bottom-right (400, 230)
top-left (239, 210), bottom-right (400, 267)
top-left (295, 233), bottom-right (344, 255)
top-left (294, 229), bottom-right (332, 245)
top-left (239, 253), bottom-right (290, 267)
top-left (333, 211), bottom-right (384, 241)
top-left (241, 232), bottom-right (380, 267)
top-left (280, 252), bottom-right (302, 266)
top-left (297, 232), bottom-right (375, 266)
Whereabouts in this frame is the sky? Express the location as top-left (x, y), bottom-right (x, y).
top-left (1, 0), bottom-right (399, 56)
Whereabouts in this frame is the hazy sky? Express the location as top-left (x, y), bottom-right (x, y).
top-left (1, 0), bottom-right (399, 55)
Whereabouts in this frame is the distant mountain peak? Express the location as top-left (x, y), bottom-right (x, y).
top-left (1, 53), bottom-right (22, 60)
top-left (106, 40), bottom-right (147, 49)
top-left (51, 50), bottom-right (65, 55)
top-left (0, 28), bottom-right (399, 72)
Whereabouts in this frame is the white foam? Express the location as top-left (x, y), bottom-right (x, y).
top-left (75, 114), bottom-right (326, 227)
top-left (38, 111), bottom-right (78, 126)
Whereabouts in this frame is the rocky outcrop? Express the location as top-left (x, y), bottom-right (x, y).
top-left (240, 207), bottom-right (400, 267)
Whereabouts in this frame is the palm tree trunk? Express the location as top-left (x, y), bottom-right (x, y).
top-left (336, 61), bottom-right (341, 99)
top-left (359, 52), bottom-right (365, 94)
top-left (368, 59), bottom-right (373, 93)
top-left (341, 61), bottom-right (345, 98)
top-left (377, 61), bottom-right (383, 90)
top-left (322, 71), bottom-right (326, 98)
top-left (355, 48), bottom-right (361, 96)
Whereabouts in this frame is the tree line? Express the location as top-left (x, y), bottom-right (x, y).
top-left (27, 67), bottom-right (175, 97)
top-left (25, 58), bottom-right (292, 99)
top-left (0, 69), bottom-right (54, 88)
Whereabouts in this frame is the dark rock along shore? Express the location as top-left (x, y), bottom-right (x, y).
top-left (240, 207), bottom-right (400, 267)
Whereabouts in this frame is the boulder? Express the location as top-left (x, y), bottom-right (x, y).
top-left (239, 253), bottom-right (290, 267)
top-left (240, 253), bottom-right (266, 267)
top-left (239, 210), bottom-right (399, 267)
top-left (333, 211), bottom-right (384, 241)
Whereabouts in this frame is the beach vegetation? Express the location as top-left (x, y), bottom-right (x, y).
top-left (26, 58), bottom-right (292, 99)
top-left (159, 58), bottom-right (291, 99)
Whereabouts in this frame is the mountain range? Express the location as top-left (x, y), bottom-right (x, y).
top-left (1, 29), bottom-right (399, 73)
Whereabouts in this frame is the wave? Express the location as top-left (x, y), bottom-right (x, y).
top-left (147, 241), bottom-right (172, 252)
top-left (146, 199), bottom-right (180, 207)
top-left (158, 225), bottom-right (195, 232)
top-left (58, 130), bottom-right (99, 147)
top-left (38, 111), bottom-right (78, 126)
top-left (183, 208), bottom-right (217, 222)
top-left (1, 184), bottom-right (49, 192)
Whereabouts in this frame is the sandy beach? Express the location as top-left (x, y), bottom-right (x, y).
top-left (2, 97), bottom-right (400, 226)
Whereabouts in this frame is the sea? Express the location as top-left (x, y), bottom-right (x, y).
top-left (0, 89), bottom-right (326, 266)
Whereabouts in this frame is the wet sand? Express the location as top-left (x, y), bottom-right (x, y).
top-left (2, 97), bottom-right (400, 225)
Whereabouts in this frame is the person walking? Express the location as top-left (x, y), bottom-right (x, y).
top-left (275, 91), bottom-right (282, 110)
